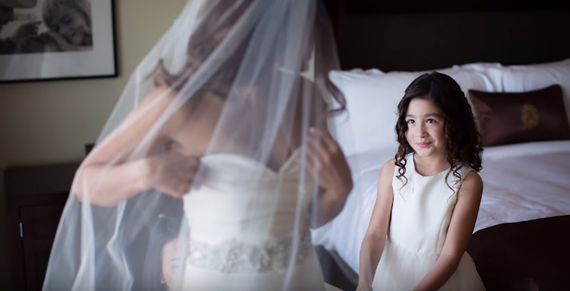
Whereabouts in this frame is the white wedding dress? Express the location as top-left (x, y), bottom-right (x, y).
top-left (182, 152), bottom-right (340, 290)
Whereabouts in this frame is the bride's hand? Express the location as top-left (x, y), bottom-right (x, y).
top-left (145, 151), bottom-right (202, 198)
top-left (304, 127), bottom-right (353, 197)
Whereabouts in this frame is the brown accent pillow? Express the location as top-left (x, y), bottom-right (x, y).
top-left (467, 84), bottom-right (570, 147)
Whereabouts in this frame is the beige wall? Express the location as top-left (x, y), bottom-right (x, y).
top-left (0, 0), bottom-right (188, 166)
top-left (0, 0), bottom-right (187, 289)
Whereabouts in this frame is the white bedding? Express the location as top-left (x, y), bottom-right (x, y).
top-left (311, 140), bottom-right (570, 273)
top-left (474, 140), bottom-right (570, 232)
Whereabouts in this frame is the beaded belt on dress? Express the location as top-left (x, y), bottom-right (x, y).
top-left (187, 234), bottom-right (311, 273)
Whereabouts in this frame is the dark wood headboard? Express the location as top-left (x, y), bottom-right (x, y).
top-left (323, 0), bottom-right (570, 71)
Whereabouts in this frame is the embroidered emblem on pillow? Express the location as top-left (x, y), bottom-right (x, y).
top-left (521, 104), bottom-right (539, 129)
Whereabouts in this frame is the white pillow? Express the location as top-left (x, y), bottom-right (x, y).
top-left (453, 62), bottom-right (504, 91)
top-left (328, 67), bottom-right (495, 158)
top-left (497, 59), bottom-right (570, 127)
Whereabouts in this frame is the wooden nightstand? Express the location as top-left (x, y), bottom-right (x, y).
top-left (4, 163), bottom-right (80, 291)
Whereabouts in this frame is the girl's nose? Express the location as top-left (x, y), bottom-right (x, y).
top-left (416, 123), bottom-right (427, 137)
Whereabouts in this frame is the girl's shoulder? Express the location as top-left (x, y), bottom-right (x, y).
top-left (445, 165), bottom-right (482, 194)
top-left (379, 158), bottom-right (396, 182)
top-left (376, 158), bottom-right (397, 197)
top-left (456, 169), bottom-right (483, 199)
top-left (460, 168), bottom-right (482, 186)
top-left (382, 158), bottom-right (396, 173)
top-left (455, 164), bottom-right (477, 180)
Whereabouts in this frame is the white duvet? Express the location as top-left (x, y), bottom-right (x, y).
top-left (311, 140), bottom-right (570, 273)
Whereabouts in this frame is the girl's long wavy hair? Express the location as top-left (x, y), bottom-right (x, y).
top-left (394, 72), bottom-right (483, 191)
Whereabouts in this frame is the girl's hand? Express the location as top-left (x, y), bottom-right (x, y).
top-left (356, 283), bottom-right (373, 291)
top-left (145, 151), bottom-right (203, 198)
top-left (304, 127), bottom-right (353, 197)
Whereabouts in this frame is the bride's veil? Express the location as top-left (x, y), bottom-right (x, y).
top-left (42, 0), bottom-right (346, 290)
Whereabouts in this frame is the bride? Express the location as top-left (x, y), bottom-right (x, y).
top-left (43, 0), bottom-right (352, 290)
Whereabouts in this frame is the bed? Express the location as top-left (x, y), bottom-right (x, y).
top-left (312, 1), bottom-right (570, 290)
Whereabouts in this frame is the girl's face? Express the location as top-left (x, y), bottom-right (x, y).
top-left (405, 98), bottom-right (446, 158)
top-left (47, 5), bottom-right (92, 46)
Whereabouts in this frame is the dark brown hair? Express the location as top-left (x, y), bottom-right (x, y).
top-left (394, 72), bottom-right (483, 190)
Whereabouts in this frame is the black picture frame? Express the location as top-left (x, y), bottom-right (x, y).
top-left (0, 0), bottom-right (117, 83)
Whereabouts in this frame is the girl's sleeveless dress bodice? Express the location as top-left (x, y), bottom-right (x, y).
top-left (372, 154), bottom-right (486, 291)
top-left (182, 152), bottom-right (336, 291)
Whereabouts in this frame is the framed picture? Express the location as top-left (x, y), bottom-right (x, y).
top-left (0, 0), bottom-right (117, 82)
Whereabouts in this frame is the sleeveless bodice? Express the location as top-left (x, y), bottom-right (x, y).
top-left (390, 153), bottom-right (472, 256)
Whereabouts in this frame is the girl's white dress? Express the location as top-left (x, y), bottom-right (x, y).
top-left (372, 153), bottom-right (486, 290)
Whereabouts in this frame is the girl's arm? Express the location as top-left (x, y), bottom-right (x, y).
top-left (413, 171), bottom-right (483, 291)
top-left (356, 159), bottom-right (395, 290)
top-left (74, 85), bottom-right (197, 207)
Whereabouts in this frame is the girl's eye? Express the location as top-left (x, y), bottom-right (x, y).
top-left (406, 119), bottom-right (415, 125)
top-left (426, 119), bottom-right (435, 124)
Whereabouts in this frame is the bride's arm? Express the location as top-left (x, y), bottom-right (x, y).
top-left (74, 85), bottom-right (198, 207)
top-left (305, 127), bottom-right (353, 228)
top-left (297, 77), bottom-right (352, 227)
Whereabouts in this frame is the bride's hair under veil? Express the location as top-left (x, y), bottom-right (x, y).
top-left (42, 1), bottom-right (351, 290)
top-left (151, 0), bottom-right (253, 94)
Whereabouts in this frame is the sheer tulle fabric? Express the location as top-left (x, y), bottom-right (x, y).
top-left (42, 0), bottom-right (344, 290)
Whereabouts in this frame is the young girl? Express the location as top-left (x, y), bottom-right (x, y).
top-left (357, 72), bottom-right (486, 291)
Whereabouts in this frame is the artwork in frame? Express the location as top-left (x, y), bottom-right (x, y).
top-left (0, 0), bottom-right (116, 82)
